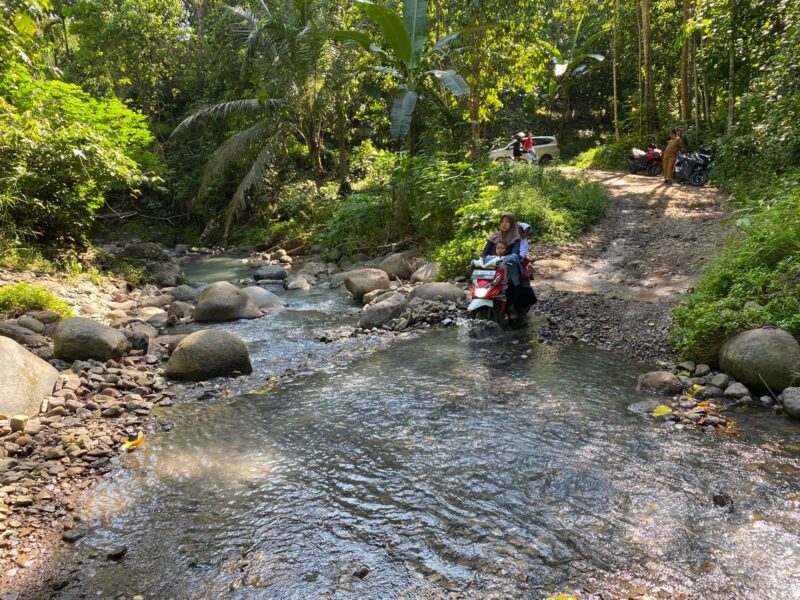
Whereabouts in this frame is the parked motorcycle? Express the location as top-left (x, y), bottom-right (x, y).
top-left (628, 144), bottom-right (663, 176)
top-left (467, 256), bottom-right (530, 324)
top-left (674, 150), bottom-right (712, 186)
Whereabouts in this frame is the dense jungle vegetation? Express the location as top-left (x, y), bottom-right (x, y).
top-left (1, 0), bottom-right (798, 358)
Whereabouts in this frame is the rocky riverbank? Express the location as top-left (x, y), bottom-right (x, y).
top-left (0, 246), bottom-right (473, 591)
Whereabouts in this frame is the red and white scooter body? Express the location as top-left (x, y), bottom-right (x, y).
top-left (468, 256), bottom-right (508, 314)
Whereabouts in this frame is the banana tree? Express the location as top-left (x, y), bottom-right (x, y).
top-left (332, 0), bottom-right (469, 146)
top-left (542, 14), bottom-right (607, 139)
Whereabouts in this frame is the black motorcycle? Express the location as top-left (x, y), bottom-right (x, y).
top-left (674, 150), bottom-right (712, 186)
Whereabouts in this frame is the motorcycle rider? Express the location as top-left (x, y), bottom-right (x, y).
top-left (482, 212), bottom-right (521, 259)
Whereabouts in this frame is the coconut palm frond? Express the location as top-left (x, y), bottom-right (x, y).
top-left (196, 120), bottom-right (272, 199)
top-left (223, 139), bottom-right (280, 236)
top-left (171, 99), bottom-right (280, 139)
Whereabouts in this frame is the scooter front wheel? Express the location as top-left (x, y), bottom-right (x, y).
top-left (689, 169), bottom-right (709, 186)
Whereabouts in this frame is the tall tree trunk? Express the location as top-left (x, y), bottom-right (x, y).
top-left (636, 0), bottom-right (644, 139)
top-left (679, 0), bottom-right (690, 125)
top-left (612, 0), bottom-right (620, 141)
top-left (692, 36), bottom-right (700, 135)
top-left (468, 31), bottom-right (484, 152)
top-left (641, 0), bottom-right (656, 133)
top-left (336, 98), bottom-right (347, 187)
top-left (726, 2), bottom-right (736, 136)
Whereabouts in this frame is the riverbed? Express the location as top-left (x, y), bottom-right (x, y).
top-left (34, 272), bottom-right (800, 599)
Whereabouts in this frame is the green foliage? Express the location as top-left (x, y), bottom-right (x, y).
top-left (0, 64), bottom-right (161, 246)
top-left (0, 282), bottom-right (73, 319)
top-left (316, 191), bottom-right (393, 255)
top-left (431, 163), bottom-right (607, 278)
top-left (64, 0), bottom-right (191, 118)
top-left (672, 175), bottom-right (800, 362)
top-left (571, 136), bottom-right (636, 170)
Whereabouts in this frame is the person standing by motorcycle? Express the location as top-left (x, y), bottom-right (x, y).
top-left (662, 129), bottom-right (687, 185)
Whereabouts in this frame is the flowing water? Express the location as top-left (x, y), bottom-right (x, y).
top-left (51, 266), bottom-right (800, 599)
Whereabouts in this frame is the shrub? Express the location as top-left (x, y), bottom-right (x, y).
top-left (672, 175), bottom-right (800, 361)
top-left (571, 135), bottom-right (638, 171)
top-left (315, 191), bottom-right (393, 256)
top-left (0, 64), bottom-right (162, 246)
top-left (0, 282), bottom-right (73, 319)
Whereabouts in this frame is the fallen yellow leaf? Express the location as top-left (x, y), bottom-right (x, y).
top-left (121, 432), bottom-right (144, 451)
top-left (546, 595), bottom-right (580, 600)
top-left (652, 405), bottom-right (673, 417)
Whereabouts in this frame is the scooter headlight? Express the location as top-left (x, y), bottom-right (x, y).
top-left (474, 287), bottom-right (488, 298)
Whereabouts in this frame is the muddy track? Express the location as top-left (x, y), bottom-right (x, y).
top-left (532, 168), bottom-right (730, 361)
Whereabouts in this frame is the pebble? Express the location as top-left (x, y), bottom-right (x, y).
top-left (106, 545), bottom-right (127, 561)
top-left (61, 530), bottom-right (85, 543)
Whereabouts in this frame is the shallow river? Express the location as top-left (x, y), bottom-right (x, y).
top-left (54, 268), bottom-right (800, 599)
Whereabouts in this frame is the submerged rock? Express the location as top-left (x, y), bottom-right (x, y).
top-left (719, 327), bottom-right (800, 393)
top-left (0, 337), bottom-right (58, 418)
top-left (54, 317), bottom-right (130, 362)
top-left (636, 371), bottom-right (682, 396)
top-left (166, 330), bottom-right (252, 381)
top-left (241, 286), bottom-right (286, 310)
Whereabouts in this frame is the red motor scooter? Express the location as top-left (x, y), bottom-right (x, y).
top-left (467, 256), bottom-right (511, 324)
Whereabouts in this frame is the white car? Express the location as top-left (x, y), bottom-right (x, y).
top-left (489, 135), bottom-right (560, 165)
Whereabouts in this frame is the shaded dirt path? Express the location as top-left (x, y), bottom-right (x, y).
top-left (532, 168), bottom-right (730, 361)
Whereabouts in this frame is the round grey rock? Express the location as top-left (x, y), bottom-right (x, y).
top-left (166, 330), bottom-right (252, 381)
top-left (54, 317), bottom-right (130, 362)
top-left (719, 328), bottom-right (800, 394)
top-left (409, 282), bottom-right (467, 303)
top-left (193, 282), bottom-right (261, 322)
top-left (636, 371), bottom-right (682, 396)
top-left (343, 269), bottom-right (390, 302)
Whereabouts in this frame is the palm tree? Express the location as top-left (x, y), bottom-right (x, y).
top-left (172, 0), bottom-right (338, 236)
top-left (333, 0), bottom-right (469, 149)
top-left (543, 14), bottom-right (607, 139)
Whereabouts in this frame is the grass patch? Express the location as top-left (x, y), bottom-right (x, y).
top-left (432, 163), bottom-right (608, 279)
top-left (0, 282), bottom-right (73, 319)
top-left (672, 172), bottom-right (800, 362)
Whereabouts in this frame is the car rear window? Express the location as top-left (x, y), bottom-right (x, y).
top-left (533, 137), bottom-right (553, 145)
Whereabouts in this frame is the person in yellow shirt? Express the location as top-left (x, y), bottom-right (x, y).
top-left (662, 128), bottom-right (687, 185)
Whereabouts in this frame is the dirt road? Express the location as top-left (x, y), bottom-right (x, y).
top-left (532, 168), bottom-right (730, 361)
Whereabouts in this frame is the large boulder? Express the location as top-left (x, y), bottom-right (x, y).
top-left (0, 322), bottom-right (49, 348)
top-left (718, 328), bottom-right (800, 394)
top-left (409, 282), bottom-right (467, 303)
top-left (359, 292), bottom-right (408, 329)
top-left (141, 262), bottom-right (184, 287)
top-left (165, 330), bottom-right (252, 381)
top-left (344, 269), bottom-right (390, 302)
top-left (120, 243), bottom-right (185, 287)
top-left (0, 337), bottom-right (58, 418)
top-left (411, 262), bottom-right (439, 283)
top-left (781, 387), bottom-right (800, 419)
top-left (121, 242), bottom-right (171, 261)
top-left (193, 282), bottom-right (261, 322)
top-left (253, 265), bottom-right (288, 281)
top-left (636, 371), bottom-right (682, 396)
top-left (298, 261), bottom-right (328, 277)
top-left (53, 317), bottom-right (130, 362)
top-left (168, 284), bottom-right (201, 303)
top-left (242, 286), bottom-right (286, 310)
top-left (378, 253), bottom-right (414, 280)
